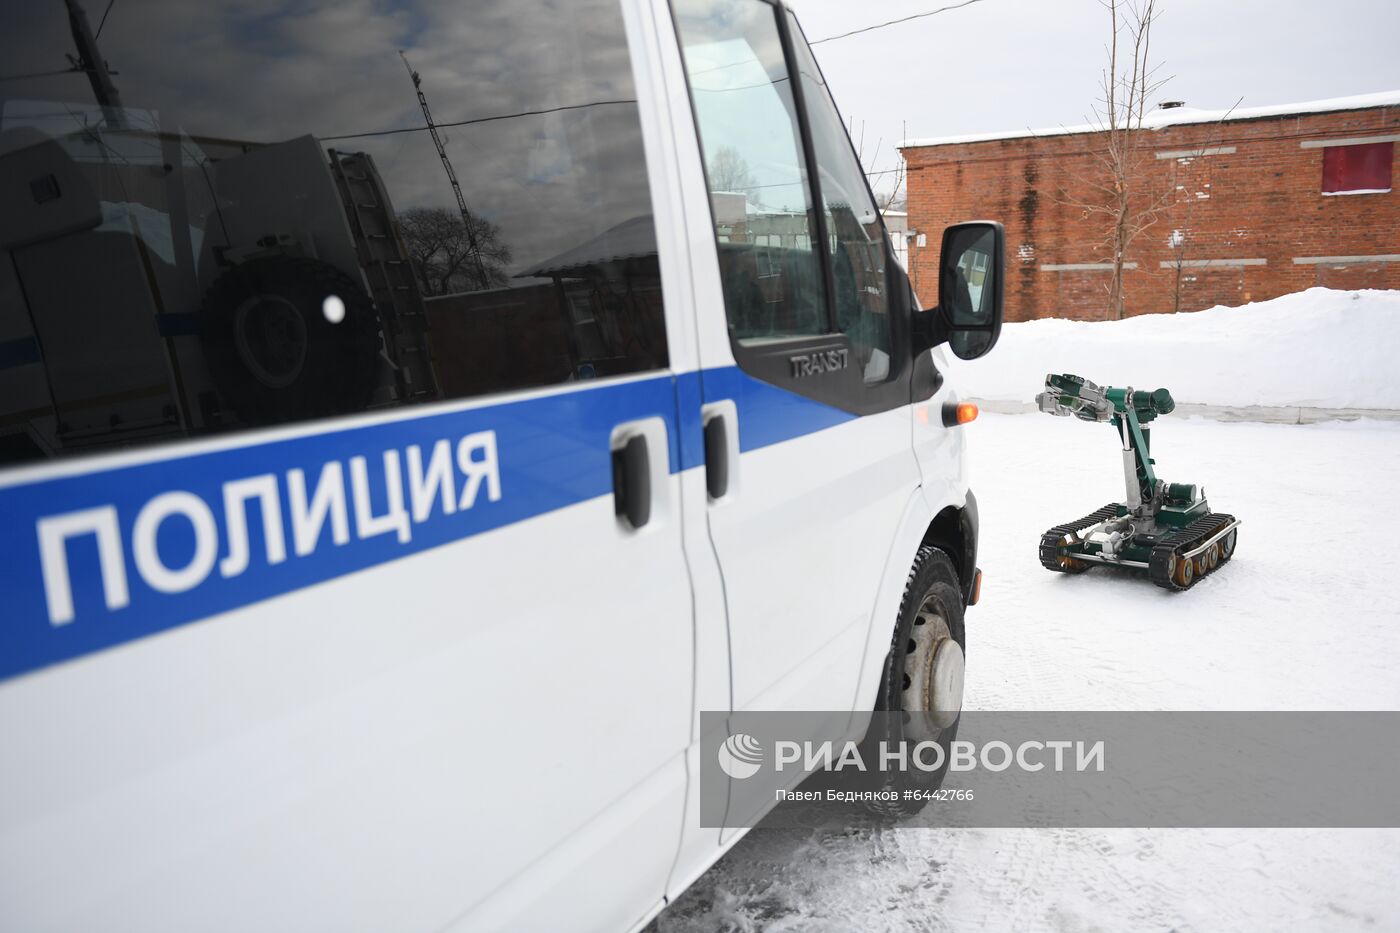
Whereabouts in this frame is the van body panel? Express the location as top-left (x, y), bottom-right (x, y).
top-left (0, 0), bottom-right (986, 927)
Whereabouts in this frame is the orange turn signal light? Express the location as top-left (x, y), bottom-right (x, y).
top-left (942, 402), bottom-right (979, 427)
top-left (969, 568), bottom-right (983, 606)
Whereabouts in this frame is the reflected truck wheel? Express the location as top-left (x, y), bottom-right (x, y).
top-left (200, 257), bottom-right (380, 425)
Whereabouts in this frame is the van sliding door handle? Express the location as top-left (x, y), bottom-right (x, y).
top-left (703, 414), bottom-right (728, 499)
top-left (612, 434), bottom-right (651, 529)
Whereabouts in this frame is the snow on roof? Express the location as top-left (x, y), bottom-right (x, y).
top-left (900, 89), bottom-right (1400, 150)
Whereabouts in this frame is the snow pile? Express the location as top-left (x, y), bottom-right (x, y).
top-left (945, 288), bottom-right (1400, 410)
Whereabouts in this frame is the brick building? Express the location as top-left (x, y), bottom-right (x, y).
top-left (900, 91), bottom-right (1400, 321)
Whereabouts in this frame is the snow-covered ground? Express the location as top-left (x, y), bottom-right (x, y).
top-left (653, 412), bottom-right (1400, 932)
top-left (942, 288), bottom-right (1400, 411)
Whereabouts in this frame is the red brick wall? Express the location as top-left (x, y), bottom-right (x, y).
top-left (902, 105), bottom-right (1400, 321)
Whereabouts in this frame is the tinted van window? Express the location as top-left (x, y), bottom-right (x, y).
top-left (0, 0), bottom-right (666, 467)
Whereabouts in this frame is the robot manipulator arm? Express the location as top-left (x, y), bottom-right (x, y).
top-left (1035, 373), bottom-right (1114, 421)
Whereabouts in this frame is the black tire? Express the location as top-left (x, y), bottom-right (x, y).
top-left (200, 256), bottom-right (381, 425)
top-left (860, 545), bottom-right (967, 816)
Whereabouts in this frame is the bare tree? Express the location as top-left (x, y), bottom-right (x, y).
top-left (853, 117), bottom-right (907, 212)
top-left (1160, 101), bottom-right (1240, 312)
top-left (872, 139), bottom-right (908, 214)
top-left (397, 207), bottom-right (511, 296)
top-left (707, 146), bottom-right (758, 200)
top-left (1058, 0), bottom-right (1172, 319)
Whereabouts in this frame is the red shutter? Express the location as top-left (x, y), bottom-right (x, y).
top-left (1322, 142), bottom-right (1394, 193)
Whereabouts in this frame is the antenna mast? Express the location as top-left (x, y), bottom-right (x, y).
top-left (400, 51), bottom-right (489, 287)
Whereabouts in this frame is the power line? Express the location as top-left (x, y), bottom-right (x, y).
top-left (320, 98), bottom-right (636, 143)
top-left (810, 0), bottom-right (992, 45)
top-left (94, 0), bottom-right (116, 39)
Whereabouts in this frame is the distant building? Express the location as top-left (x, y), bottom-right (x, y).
top-left (881, 209), bottom-right (910, 270)
top-left (900, 91), bottom-right (1400, 321)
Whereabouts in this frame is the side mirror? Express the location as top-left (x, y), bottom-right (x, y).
top-left (937, 221), bottom-right (1004, 360)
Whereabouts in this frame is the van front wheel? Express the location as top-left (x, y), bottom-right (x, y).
top-left (863, 545), bottom-right (967, 815)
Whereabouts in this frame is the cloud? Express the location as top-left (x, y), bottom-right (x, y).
top-left (0, 0), bottom-right (655, 278)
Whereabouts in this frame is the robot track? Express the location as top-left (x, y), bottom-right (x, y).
top-left (1038, 503), bottom-right (1120, 574)
top-left (1147, 512), bottom-right (1239, 591)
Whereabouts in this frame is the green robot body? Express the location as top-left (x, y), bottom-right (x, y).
top-left (1035, 374), bottom-right (1240, 590)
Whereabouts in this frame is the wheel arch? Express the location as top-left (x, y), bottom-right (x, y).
top-left (851, 488), bottom-right (979, 715)
top-left (920, 490), bottom-right (978, 606)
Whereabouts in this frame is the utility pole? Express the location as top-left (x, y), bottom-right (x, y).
top-left (63, 0), bottom-right (126, 129)
top-left (399, 51), bottom-right (489, 288)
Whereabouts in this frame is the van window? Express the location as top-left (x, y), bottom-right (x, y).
top-left (672, 0), bottom-right (828, 344)
top-left (0, 0), bottom-right (665, 467)
top-left (786, 13), bottom-right (893, 384)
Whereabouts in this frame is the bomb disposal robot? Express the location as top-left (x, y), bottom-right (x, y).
top-left (1036, 373), bottom-right (1240, 590)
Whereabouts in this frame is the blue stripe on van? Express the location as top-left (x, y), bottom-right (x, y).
top-left (0, 337), bottom-right (42, 370)
top-left (673, 368), bottom-right (857, 471)
top-left (0, 367), bottom-right (854, 683)
top-left (700, 367), bottom-right (858, 453)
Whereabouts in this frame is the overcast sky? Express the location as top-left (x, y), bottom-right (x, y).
top-left (787, 0), bottom-right (1400, 194)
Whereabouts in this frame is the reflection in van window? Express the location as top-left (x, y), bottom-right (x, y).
top-left (785, 12), bottom-right (892, 384)
top-left (673, 0), bottom-right (829, 345)
top-left (0, 0), bottom-right (666, 466)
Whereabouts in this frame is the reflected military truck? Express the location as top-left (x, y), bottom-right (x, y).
top-left (0, 115), bottom-right (439, 461)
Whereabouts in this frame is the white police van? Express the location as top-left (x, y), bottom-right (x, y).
top-left (0, 0), bottom-right (1002, 929)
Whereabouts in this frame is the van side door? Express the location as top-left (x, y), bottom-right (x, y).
top-left (669, 0), bottom-right (922, 715)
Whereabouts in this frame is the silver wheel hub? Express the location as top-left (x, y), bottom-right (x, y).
top-left (902, 599), bottom-right (964, 739)
top-left (929, 639), bottom-right (965, 730)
